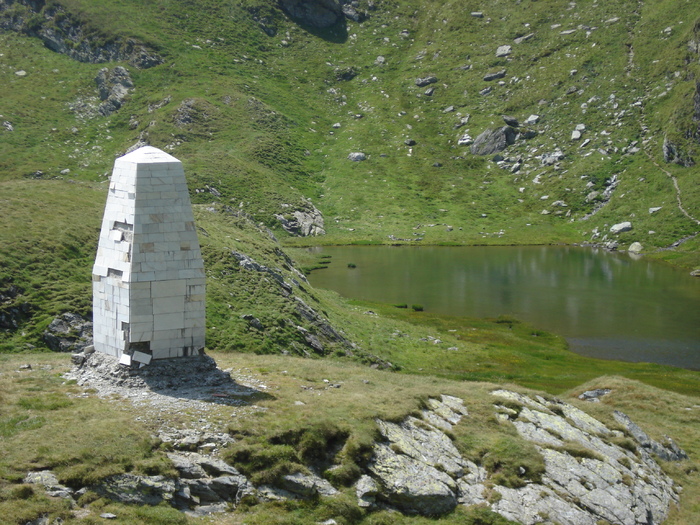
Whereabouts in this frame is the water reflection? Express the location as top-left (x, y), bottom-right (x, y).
top-left (308, 246), bottom-right (700, 370)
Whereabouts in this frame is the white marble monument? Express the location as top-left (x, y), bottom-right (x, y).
top-left (92, 146), bottom-right (205, 365)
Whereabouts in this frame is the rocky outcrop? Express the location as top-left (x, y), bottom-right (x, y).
top-left (95, 66), bottom-right (133, 116)
top-left (356, 391), bottom-right (682, 523)
top-left (42, 312), bottom-right (93, 352)
top-left (470, 126), bottom-right (517, 155)
top-left (663, 136), bottom-right (695, 167)
top-left (275, 200), bottom-right (326, 236)
top-left (0, 282), bottom-right (31, 332)
top-left (278, 0), bottom-right (344, 29)
top-left (0, 0), bottom-right (163, 68)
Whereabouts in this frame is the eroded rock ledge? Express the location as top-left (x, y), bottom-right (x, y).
top-left (25, 382), bottom-right (685, 523)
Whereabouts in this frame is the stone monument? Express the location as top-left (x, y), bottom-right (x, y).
top-left (92, 146), bottom-right (205, 366)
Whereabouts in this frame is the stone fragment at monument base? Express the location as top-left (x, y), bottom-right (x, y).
top-left (92, 146), bottom-right (205, 364)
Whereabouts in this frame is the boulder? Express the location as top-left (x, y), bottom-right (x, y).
top-left (278, 0), bottom-right (344, 29)
top-left (514, 33), bottom-right (535, 44)
top-left (415, 76), bottom-right (438, 87)
top-left (457, 132), bottom-right (473, 146)
top-left (628, 242), bottom-right (643, 253)
top-left (470, 126), bottom-right (517, 155)
top-left (348, 152), bottom-right (367, 161)
top-left (610, 221), bottom-right (632, 234)
top-left (502, 115), bottom-right (519, 127)
top-left (483, 69), bottom-right (507, 81)
top-left (279, 472), bottom-right (338, 497)
top-left (541, 150), bottom-right (565, 165)
top-left (94, 474), bottom-right (177, 505)
top-left (355, 475), bottom-right (379, 508)
top-left (496, 45), bottom-right (512, 57)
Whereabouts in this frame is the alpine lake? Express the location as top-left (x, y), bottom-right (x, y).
top-left (307, 246), bottom-right (700, 371)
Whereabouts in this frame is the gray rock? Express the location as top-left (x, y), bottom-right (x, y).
top-left (42, 312), bottom-right (93, 353)
top-left (348, 152), bottom-right (367, 161)
top-left (613, 411), bottom-right (688, 461)
top-left (628, 242), bottom-right (643, 253)
top-left (649, 206), bottom-right (662, 214)
top-left (496, 45), bottom-right (512, 57)
top-left (275, 201), bottom-right (326, 236)
top-left (514, 33), bottom-right (535, 44)
top-left (95, 66), bottom-right (134, 116)
top-left (279, 472), bottom-right (338, 497)
top-left (209, 475), bottom-right (254, 502)
top-left (3, 121), bottom-right (13, 131)
top-left (471, 12), bottom-right (484, 18)
top-left (578, 388), bottom-right (611, 402)
top-left (94, 474), bottom-right (177, 505)
top-left (663, 136), bottom-right (694, 166)
top-left (278, 0), bottom-right (344, 29)
top-left (377, 417), bottom-right (465, 477)
top-left (523, 114), bottom-right (540, 125)
top-left (541, 150), bottom-right (565, 165)
top-left (355, 475), bottom-right (379, 507)
top-left (457, 132), bottom-right (473, 146)
top-left (502, 115), bottom-right (519, 127)
top-left (415, 76), bottom-right (438, 87)
top-left (483, 69), bottom-right (507, 81)
top-left (241, 314), bottom-right (264, 330)
top-left (571, 130), bottom-right (582, 140)
top-left (610, 221), bottom-right (632, 234)
top-left (470, 126), bottom-right (517, 155)
top-left (368, 443), bottom-right (457, 515)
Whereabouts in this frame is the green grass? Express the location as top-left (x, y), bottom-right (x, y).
top-left (0, 2), bottom-right (699, 521)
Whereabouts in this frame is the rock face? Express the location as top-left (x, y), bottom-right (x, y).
top-left (0, 283), bottom-right (31, 332)
top-left (275, 201), bottom-right (326, 236)
top-left (356, 390), bottom-right (682, 523)
top-left (470, 126), bottom-right (517, 155)
top-left (0, 0), bottom-right (162, 68)
top-left (278, 0), bottom-right (344, 29)
top-left (42, 312), bottom-right (93, 353)
top-left (95, 66), bottom-right (134, 116)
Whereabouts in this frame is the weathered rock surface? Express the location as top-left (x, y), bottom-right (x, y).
top-left (348, 151), bottom-right (367, 161)
top-left (484, 69), bottom-right (507, 81)
top-left (610, 221), bottom-right (633, 234)
top-left (95, 66), bottom-right (134, 116)
top-left (0, 282), bottom-right (31, 331)
top-left (278, 0), bottom-right (344, 28)
top-left (415, 76), bottom-right (438, 87)
top-left (470, 126), bottom-right (517, 155)
top-left (275, 200), bottom-right (326, 236)
top-left (42, 312), bottom-right (93, 352)
top-left (0, 0), bottom-right (162, 68)
top-left (357, 390), bottom-right (682, 522)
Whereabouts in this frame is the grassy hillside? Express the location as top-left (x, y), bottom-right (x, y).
top-left (0, 2), bottom-right (699, 522)
top-left (1, 0), bottom-right (698, 347)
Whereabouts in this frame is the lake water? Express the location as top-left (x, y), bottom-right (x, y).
top-left (307, 246), bottom-right (700, 370)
